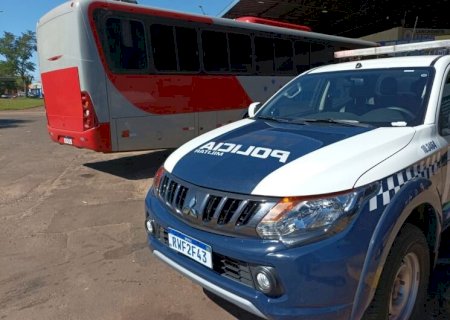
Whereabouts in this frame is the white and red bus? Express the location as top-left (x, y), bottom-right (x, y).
top-left (37, 0), bottom-right (377, 152)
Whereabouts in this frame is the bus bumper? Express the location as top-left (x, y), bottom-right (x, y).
top-left (47, 123), bottom-right (111, 152)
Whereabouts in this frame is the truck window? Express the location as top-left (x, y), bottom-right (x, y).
top-left (439, 73), bottom-right (450, 135)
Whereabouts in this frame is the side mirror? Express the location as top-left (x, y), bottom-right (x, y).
top-left (247, 102), bottom-right (261, 118)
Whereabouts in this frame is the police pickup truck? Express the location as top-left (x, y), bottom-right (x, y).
top-left (145, 40), bottom-right (450, 320)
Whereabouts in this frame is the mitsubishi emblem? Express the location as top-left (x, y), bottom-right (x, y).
top-left (182, 196), bottom-right (198, 218)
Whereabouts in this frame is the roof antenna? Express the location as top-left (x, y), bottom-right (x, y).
top-left (401, 10), bottom-right (406, 27)
top-left (411, 16), bottom-right (418, 42)
top-left (198, 5), bottom-right (206, 15)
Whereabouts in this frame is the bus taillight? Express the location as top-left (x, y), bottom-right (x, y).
top-left (81, 91), bottom-right (98, 130)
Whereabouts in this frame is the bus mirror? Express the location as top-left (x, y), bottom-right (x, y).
top-left (247, 102), bottom-right (261, 118)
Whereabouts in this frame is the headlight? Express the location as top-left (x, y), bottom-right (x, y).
top-left (152, 166), bottom-right (166, 194)
top-left (256, 183), bottom-right (379, 245)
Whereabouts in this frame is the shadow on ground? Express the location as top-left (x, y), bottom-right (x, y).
top-left (0, 118), bottom-right (32, 129)
top-left (205, 229), bottom-right (450, 320)
top-left (426, 228), bottom-right (450, 319)
top-left (84, 149), bottom-right (173, 180)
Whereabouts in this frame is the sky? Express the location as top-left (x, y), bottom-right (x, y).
top-left (0, 0), bottom-right (239, 81)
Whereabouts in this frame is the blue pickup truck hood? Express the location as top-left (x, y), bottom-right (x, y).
top-left (166, 119), bottom-right (410, 195)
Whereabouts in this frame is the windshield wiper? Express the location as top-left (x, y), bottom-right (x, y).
top-left (292, 118), bottom-right (374, 128)
top-left (257, 116), bottom-right (373, 128)
top-left (256, 115), bottom-right (303, 124)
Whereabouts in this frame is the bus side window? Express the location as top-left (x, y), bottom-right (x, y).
top-left (175, 27), bottom-right (199, 72)
top-left (105, 18), bottom-right (147, 71)
top-left (202, 30), bottom-right (229, 72)
top-left (229, 33), bottom-right (252, 73)
top-left (128, 20), bottom-right (147, 69)
top-left (294, 41), bottom-right (310, 74)
top-left (150, 24), bottom-right (177, 72)
top-left (105, 18), bottom-right (122, 70)
top-left (275, 38), bottom-right (293, 73)
top-left (255, 36), bottom-right (275, 75)
top-left (310, 43), bottom-right (334, 68)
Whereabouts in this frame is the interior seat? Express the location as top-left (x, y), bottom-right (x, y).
top-left (375, 77), bottom-right (399, 107)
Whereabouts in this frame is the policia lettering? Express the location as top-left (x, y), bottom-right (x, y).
top-left (194, 142), bottom-right (291, 163)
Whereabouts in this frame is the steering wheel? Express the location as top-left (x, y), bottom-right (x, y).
top-left (387, 106), bottom-right (415, 119)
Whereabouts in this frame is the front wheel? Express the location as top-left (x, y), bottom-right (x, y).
top-left (363, 223), bottom-right (430, 320)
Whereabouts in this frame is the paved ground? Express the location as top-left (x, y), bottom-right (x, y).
top-left (0, 108), bottom-right (251, 320)
top-left (0, 108), bottom-right (449, 320)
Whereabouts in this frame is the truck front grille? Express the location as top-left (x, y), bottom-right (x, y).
top-left (159, 176), bottom-right (189, 211)
top-left (157, 173), bottom-right (277, 237)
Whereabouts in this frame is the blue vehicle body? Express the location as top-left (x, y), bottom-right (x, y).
top-left (144, 119), bottom-right (445, 319)
top-left (144, 49), bottom-right (450, 319)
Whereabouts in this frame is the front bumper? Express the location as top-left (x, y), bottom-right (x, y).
top-left (153, 249), bottom-right (268, 319)
top-left (145, 191), bottom-right (371, 320)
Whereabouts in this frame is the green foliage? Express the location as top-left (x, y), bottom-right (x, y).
top-left (0, 60), bottom-right (14, 76)
top-left (0, 31), bottom-right (37, 96)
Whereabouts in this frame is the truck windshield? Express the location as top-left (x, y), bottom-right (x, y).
top-left (257, 67), bottom-right (433, 127)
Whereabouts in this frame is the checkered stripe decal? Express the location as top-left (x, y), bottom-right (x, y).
top-left (369, 152), bottom-right (443, 212)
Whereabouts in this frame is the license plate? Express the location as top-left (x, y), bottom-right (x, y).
top-left (168, 228), bottom-right (212, 269)
top-left (63, 137), bottom-right (73, 145)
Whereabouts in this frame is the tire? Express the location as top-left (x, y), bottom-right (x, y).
top-left (363, 223), bottom-right (430, 320)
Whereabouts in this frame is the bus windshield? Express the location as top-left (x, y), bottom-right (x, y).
top-left (257, 68), bottom-right (433, 127)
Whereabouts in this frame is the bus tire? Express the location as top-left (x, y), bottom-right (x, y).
top-left (363, 223), bottom-right (429, 320)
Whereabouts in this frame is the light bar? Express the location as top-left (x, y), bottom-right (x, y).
top-left (334, 39), bottom-right (450, 59)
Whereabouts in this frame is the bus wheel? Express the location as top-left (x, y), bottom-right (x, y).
top-left (363, 223), bottom-right (429, 320)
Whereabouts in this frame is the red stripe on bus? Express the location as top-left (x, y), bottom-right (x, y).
top-left (109, 74), bottom-right (252, 114)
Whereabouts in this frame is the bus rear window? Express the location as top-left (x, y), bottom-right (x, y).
top-left (105, 18), bottom-right (147, 71)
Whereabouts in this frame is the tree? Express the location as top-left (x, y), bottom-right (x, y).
top-left (0, 31), bottom-right (37, 96)
top-left (0, 61), bottom-right (16, 94)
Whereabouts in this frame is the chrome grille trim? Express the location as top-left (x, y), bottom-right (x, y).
top-left (218, 198), bottom-right (240, 225)
top-left (203, 195), bottom-right (221, 222)
top-left (236, 201), bottom-right (260, 226)
top-left (157, 173), bottom-right (279, 237)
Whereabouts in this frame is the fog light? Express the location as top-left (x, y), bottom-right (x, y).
top-left (254, 266), bottom-right (279, 295)
top-left (256, 272), bottom-right (271, 291)
top-left (145, 219), bottom-right (154, 234)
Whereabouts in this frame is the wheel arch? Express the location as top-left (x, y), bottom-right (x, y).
top-left (350, 177), bottom-right (443, 320)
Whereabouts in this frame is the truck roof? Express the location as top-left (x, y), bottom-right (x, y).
top-left (310, 55), bottom-right (441, 73)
